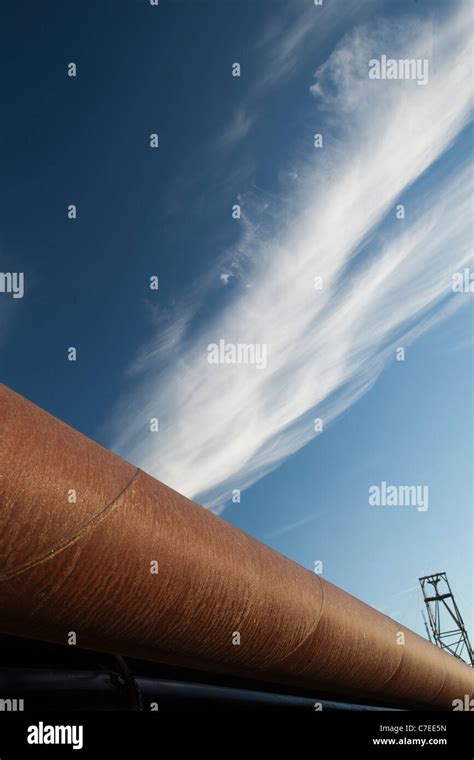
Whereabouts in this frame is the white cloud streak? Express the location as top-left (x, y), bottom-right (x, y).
top-left (264, 514), bottom-right (322, 540)
top-left (107, 4), bottom-right (473, 510)
top-left (219, 0), bottom-right (378, 148)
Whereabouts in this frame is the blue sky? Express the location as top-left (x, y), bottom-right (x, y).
top-left (0, 0), bottom-right (472, 643)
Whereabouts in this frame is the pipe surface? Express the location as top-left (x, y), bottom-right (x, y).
top-left (0, 384), bottom-right (472, 709)
top-left (0, 668), bottom-right (400, 712)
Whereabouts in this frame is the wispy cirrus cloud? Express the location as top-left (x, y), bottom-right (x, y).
top-left (106, 3), bottom-right (472, 510)
top-left (263, 514), bottom-right (322, 541)
top-left (219, 0), bottom-right (378, 148)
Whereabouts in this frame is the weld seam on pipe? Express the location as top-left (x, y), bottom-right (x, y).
top-left (0, 467), bottom-right (141, 582)
top-left (277, 571), bottom-right (325, 665)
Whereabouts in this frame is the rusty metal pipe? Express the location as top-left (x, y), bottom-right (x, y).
top-left (0, 384), bottom-right (472, 709)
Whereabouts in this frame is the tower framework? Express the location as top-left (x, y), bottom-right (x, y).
top-left (419, 572), bottom-right (473, 666)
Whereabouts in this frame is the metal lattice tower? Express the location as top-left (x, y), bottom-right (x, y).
top-left (419, 572), bottom-right (473, 666)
